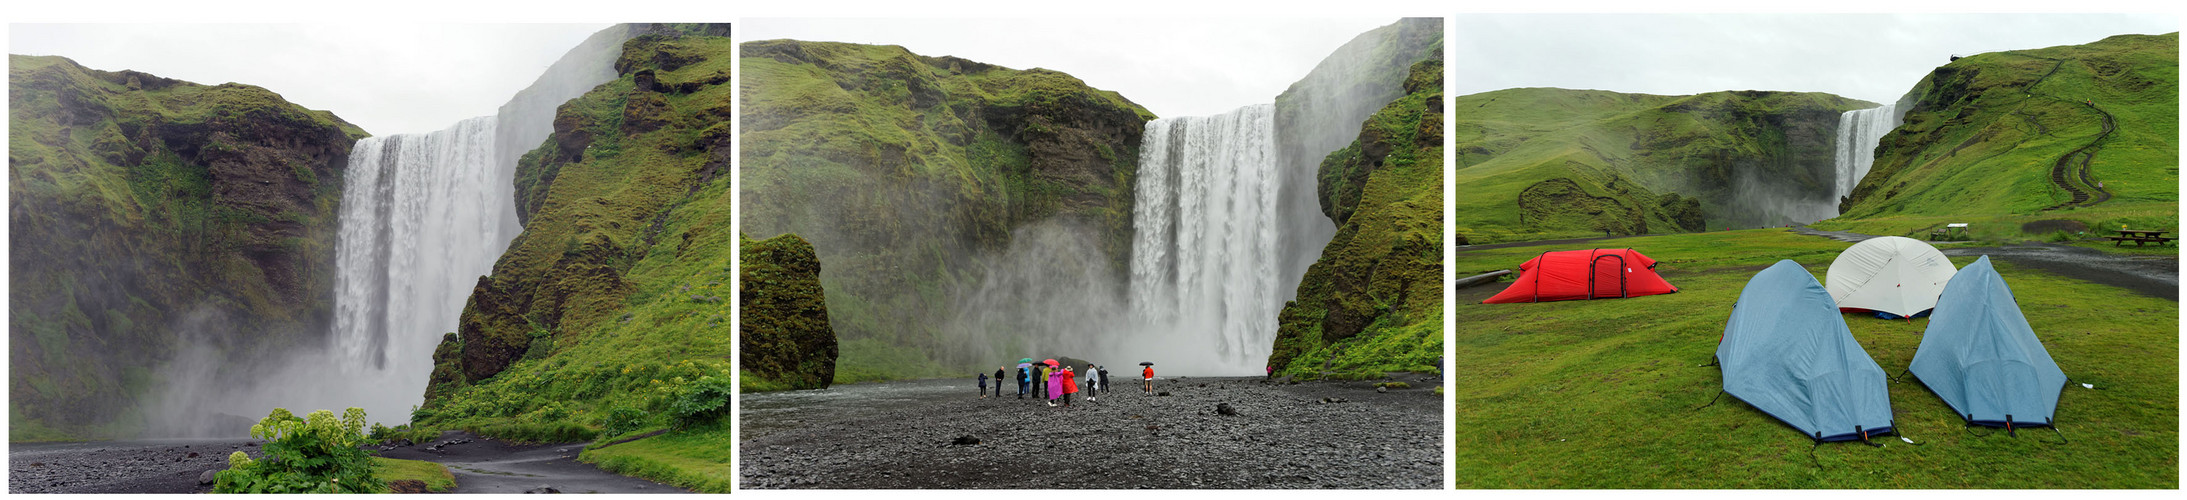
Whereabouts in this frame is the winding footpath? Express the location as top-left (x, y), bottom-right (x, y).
top-left (2026, 58), bottom-right (2116, 211)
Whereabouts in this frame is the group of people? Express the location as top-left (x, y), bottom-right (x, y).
top-left (974, 362), bottom-right (1154, 407)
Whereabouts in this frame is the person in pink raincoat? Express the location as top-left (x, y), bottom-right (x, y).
top-left (1045, 363), bottom-right (1065, 407)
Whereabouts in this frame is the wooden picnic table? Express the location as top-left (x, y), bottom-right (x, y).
top-left (2108, 229), bottom-right (2174, 246)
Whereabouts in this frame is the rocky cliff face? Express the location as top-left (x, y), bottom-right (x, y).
top-left (418, 29), bottom-right (736, 417)
top-left (738, 40), bottom-right (1152, 380)
top-left (1272, 17), bottom-right (1443, 299)
top-left (1269, 52), bottom-right (1446, 378)
top-left (738, 233), bottom-right (837, 391)
top-left (9, 55), bottom-right (364, 439)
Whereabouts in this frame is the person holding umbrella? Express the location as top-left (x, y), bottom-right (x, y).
top-left (1034, 361), bottom-right (1048, 400)
top-left (1016, 361), bottom-right (1031, 399)
top-left (1141, 362), bottom-right (1155, 394)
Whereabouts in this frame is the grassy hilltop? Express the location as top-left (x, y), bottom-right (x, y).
top-left (10, 55), bottom-right (364, 440)
top-left (738, 39), bottom-right (1153, 384)
top-left (1454, 88), bottom-right (1874, 244)
top-left (1821, 32), bottom-right (2178, 240)
top-left (409, 27), bottom-right (737, 493)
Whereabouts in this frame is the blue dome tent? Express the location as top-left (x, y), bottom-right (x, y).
top-left (1909, 256), bottom-right (2068, 434)
top-left (1714, 260), bottom-right (1896, 443)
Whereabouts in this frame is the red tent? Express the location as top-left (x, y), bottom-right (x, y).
top-left (1482, 249), bottom-right (1679, 303)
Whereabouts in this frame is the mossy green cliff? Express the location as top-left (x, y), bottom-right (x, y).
top-left (1454, 88), bottom-right (1874, 244)
top-left (413, 26), bottom-right (734, 425)
top-left (738, 40), bottom-right (1152, 382)
top-left (1270, 51), bottom-right (1446, 379)
top-left (9, 55), bottom-right (365, 440)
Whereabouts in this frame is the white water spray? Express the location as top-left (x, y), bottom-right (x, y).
top-left (1126, 104), bottom-right (1280, 374)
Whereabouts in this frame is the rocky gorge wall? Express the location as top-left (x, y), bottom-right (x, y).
top-left (8, 55), bottom-right (366, 439)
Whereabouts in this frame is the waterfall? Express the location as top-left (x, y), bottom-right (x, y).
top-left (1128, 104), bottom-right (1280, 373)
top-left (325, 117), bottom-right (508, 413)
top-left (143, 26), bottom-right (637, 434)
top-left (1833, 103), bottom-right (1903, 208)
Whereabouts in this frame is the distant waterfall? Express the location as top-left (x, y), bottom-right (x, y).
top-left (1128, 104), bottom-right (1279, 373)
top-left (1833, 104), bottom-right (1901, 207)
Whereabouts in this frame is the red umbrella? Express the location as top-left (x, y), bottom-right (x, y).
top-left (1043, 359), bottom-right (1058, 367)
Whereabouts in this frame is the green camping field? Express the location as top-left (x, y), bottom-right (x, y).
top-left (1450, 229), bottom-right (2177, 488)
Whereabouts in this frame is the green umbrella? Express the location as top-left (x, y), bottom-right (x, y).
top-left (1019, 358), bottom-right (1035, 364)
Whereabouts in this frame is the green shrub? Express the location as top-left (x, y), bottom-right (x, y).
top-left (214, 408), bottom-right (386, 493)
top-left (603, 405), bottom-right (650, 437)
top-left (668, 375), bottom-right (732, 429)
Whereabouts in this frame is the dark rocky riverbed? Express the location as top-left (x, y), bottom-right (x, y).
top-left (8, 439), bottom-right (251, 493)
top-left (740, 375), bottom-right (1444, 489)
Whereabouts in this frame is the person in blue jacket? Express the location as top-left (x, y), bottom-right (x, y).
top-left (977, 371), bottom-right (989, 399)
top-left (1016, 365), bottom-right (1030, 399)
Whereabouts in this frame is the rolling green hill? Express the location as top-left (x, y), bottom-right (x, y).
top-left (1823, 32), bottom-right (2177, 238)
top-left (9, 55), bottom-right (365, 440)
top-left (738, 39), bottom-right (1153, 384)
top-left (1455, 88), bottom-right (1874, 244)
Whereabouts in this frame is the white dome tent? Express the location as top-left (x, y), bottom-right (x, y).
top-left (1825, 236), bottom-right (1959, 319)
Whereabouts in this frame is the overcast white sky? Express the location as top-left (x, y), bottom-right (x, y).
top-left (1455, 14), bottom-right (2178, 105)
top-left (741, 18), bottom-right (1406, 118)
top-left (9, 24), bottom-right (614, 135)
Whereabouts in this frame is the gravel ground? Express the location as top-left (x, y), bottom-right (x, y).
top-left (8, 439), bottom-right (252, 493)
top-left (740, 375), bottom-right (1443, 489)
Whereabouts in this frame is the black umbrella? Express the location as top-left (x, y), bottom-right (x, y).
top-left (1138, 361), bottom-right (1154, 366)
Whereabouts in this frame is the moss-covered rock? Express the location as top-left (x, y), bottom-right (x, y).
top-left (8, 55), bottom-right (364, 439)
top-left (1270, 51), bottom-right (1445, 379)
top-left (419, 28), bottom-right (737, 424)
top-left (738, 40), bottom-right (1152, 381)
top-left (738, 233), bottom-right (837, 391)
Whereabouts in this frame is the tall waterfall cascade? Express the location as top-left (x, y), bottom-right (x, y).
top-left (1128, 104), bottom-right (1280, 372)
top-left (1833, 104), bottom-right (1899, 206)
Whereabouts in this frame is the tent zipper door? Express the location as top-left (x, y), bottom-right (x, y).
top-left (1590, 253), bottom-right (1627, 299)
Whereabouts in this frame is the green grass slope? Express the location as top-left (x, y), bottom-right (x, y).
top-left (1270, 52), bottom-right (1444, 379)
top-left (1451, 229), bottom-right (2175, 487)
top-left (1825, 32), bottom-right (2178, 239)
top-left (1455, 88), bottom-right (1874, 244)
top-left (9, 54), bottom-right (365, 440)
top-left (739, 40), bottom-right (1152, 382)
top-left (409, 28), bottom-right (736, 491)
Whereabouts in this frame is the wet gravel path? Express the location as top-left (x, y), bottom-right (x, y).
top-left (376, 431), bottom-right (686, 493)
top-left (740, 375), bottom-right (1443, 489)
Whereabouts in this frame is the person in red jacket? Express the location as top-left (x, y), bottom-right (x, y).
top-left (1060, 366), bottom-right (1079, 407)
top-left (1142, 365), bottom-right (1154, 394)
